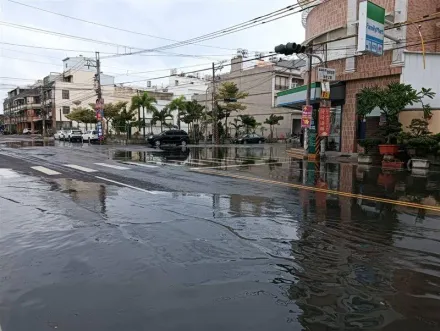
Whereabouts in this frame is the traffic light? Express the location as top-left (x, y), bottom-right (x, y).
top-left (274, 42), bottom-right (306, 55)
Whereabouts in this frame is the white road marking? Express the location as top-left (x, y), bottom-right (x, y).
top-left (190, 160), bottom-right (291, 171)
top-left (0, 168), bottom-right (19, 178)
top-left (31, 166), bottom-right (61, 175)
top-left (95, 176), bottom-right (157, 194)
top-left (64, 164), bottom-right (97, 173)
top-left (123, 162), bottom-right (158, 168)
top-left (94, 163), bottom-right (131, 170)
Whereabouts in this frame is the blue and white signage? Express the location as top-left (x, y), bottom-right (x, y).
top-left (357, 1), bottom-right (385, 56)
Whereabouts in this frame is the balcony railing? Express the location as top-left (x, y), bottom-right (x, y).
top-left (275, 85), bottom-right (289, 91)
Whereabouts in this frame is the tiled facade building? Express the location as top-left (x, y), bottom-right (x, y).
top-left (278, 0), bottom-right (440, 153)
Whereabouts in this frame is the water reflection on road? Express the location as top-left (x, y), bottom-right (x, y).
top-left (1, 146), bottom-right (440, 329)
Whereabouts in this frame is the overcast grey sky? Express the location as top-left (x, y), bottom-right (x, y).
top-left (0, 0), bottom-right (305, 111)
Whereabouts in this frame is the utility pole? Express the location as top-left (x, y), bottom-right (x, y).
top-left (304, 53), bottom-right (312, 155)
top-left (211, 62), bottom-right (218, 144)
top-left (40, 85), bottom-right (45, 137)
top-left (94, 52), bottom-right (104, 141)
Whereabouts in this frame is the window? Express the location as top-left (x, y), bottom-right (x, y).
top-left (62, 90), bottom-right (70, 99)
top-left (63, 76), bottom-right (72, 83)
top-left (62, 106), bottom-right (70, 114)
top-left (275, 76), bottom-right (289, 90)
top-left (175, 80), bottom-right (179, 86)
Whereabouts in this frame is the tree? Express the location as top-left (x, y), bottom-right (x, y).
top-left (130, 92), bottom-right (158, 136)
top-left (167, 96), bottom-right (186, 130)
top-left (65, 107), bottom-right (97, 130)
top-left (238, 114), bottom-right (258, 134)
top-left (151, 108), bottom-right (172, 132)
top-left (112, 104), bottom-right (137, 134)
top-left (215, 82), bottom-right (248, 137)
top-left (182, 100), bottom-right (205, 142)
top-left (264, 114), bottom-right (284, 140)
top-left (357, 83), bottom-right (435, 144)
top-left (230, 118), bottom-right (243, 138)
top-left (259, 126), bottom-right (267, 137)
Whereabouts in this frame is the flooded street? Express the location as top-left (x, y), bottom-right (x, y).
top-left (1, 141), bottom-right (440, 330)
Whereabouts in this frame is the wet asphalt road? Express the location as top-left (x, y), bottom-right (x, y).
top-left (1, 138), bottom-right (440, 330)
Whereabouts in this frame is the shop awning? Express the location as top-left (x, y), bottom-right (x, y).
top-left (276, 82), bottom-right (321, 109)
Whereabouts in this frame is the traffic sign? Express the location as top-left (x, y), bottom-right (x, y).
top-left (317, 67), bottom-right (336, 81)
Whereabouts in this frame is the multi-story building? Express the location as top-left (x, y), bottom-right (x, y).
top-left (3, 56), bottom-right (175, 134)
top-left (193, 55), bottom-right (304, 138)
top-left (3, 85), bottom-right (43, 133)
top-left (277, 0), bottom-right (440, 153)
top-left (145, 71), bottom-right (209, 132)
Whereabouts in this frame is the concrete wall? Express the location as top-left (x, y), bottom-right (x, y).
top-left (400, 110), bottom-right (440, 134)
top-left (401, 53), bottom-right (440, 109)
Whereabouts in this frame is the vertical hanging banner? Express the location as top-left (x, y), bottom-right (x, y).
top-left (357, 1), bottom-right (385, 56)
top-left (318, 107), bottom-right (331, 137)
top-left (95, 98), bottom-right (104, 140)
top-left (301, 105), bottom-right (312, 128)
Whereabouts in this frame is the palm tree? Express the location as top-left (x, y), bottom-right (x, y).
top-left (130, 92), bottom-right (158, 137)
top-left (151, 108), bottom-right (173, 132)
top-left (260, 126), bottom-right (268, 137)
top-left (182, 100), bottom-right (205, 143)
top-left (230, 118), bottom-right (243, 138)
top-left (215, 82), bottom-right (248, 138)
top-left (264, 114), bottom-right (284, 140)
top-left (239, 114), bottom-right (258, 134)
top-left (167, 96), bottom-right (187, 130)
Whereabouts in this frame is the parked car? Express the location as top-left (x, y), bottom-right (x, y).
top-left (83, 130), bottom-right (99, 143)
top-left (66, 129), bottom-right (83, 142)
top-left (147, 130), bottom-right (189, 147)
top-left (54, 130), bottom-right (66, 140)
top-left (235, 133), bottom-right (265, 144)
top-left (23, 128), bottom-right (32, 134)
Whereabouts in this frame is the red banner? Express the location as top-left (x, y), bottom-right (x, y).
top-left (318, 107), bottom-right (330, 137)
top-left (301, 105), bottom-right (312, 128)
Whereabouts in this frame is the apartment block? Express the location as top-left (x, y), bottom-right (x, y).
top-left (193, 55), bottom-right (304, 138)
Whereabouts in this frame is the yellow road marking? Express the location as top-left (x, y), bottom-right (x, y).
top-left (193, 169), bottom-right (440, 212)
top-left (189, 160), bottom-right (290, 171)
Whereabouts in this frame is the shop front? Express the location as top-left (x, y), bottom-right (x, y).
top-left (276, 82), bottom-right (346, 151)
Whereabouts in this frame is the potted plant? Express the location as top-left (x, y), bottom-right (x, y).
top-left (357, 138), bottom-right (381, 164)
top-left (402, 118), bottom-right (437, 170)
top-left (357, 83), bottom-right (435, 168)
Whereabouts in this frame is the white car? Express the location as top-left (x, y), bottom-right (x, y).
top-left (23, 128), bottom-right (32, 134)
top-left (66, 129), bottom-right (83, 142)
top-left (83, 130), bottom-right (98, 143)
top-left (54, 130), bottom-right (66, 140)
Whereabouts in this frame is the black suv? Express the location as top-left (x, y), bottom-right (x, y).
top-left (147, 130), bottom-right (189, 147)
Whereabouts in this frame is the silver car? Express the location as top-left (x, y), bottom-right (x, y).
top-left (54, 130), bottom-right (66, 140)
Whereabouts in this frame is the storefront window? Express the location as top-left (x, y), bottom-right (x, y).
top-left (327, 106), bottom-right (342, 151)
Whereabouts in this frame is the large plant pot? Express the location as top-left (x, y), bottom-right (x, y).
top-left (411, 158), bottom-right (430, 169)
top-left (379, 144), bottom-right (399, 155)
top-left (377, 173), bottom-right (396, 189)
top-left (358, 155), bottom-right (373, 164)
top-left (382, 161), bottom-right (404, 169)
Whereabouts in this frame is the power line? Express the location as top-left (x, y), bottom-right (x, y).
top-left (6, 0), bottom-right (317, 55)
top-left (0, 21), bottom-right (233, 61)
top-left (310, 11), bottom-right (440, 48)
top-left (6, 0), bottom-right (240, 52)
top-left (103, 1), bottom-right (320, 59)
